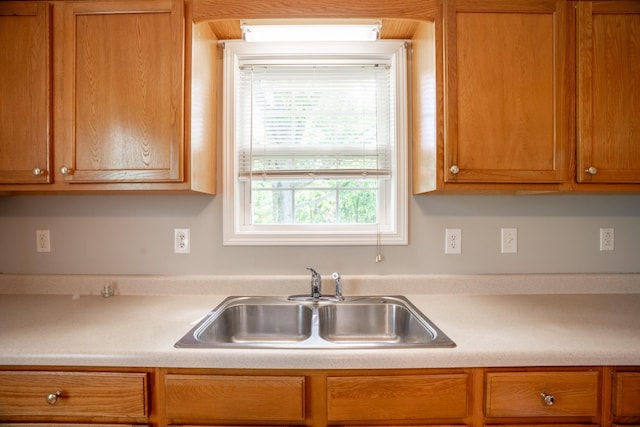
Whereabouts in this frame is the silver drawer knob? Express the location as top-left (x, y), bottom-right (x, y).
top-left (46, 390), bottom-right (62, 405)
top-left (59, 166), bottom-right (72, 175)
top-left (449, 165), bottom-right (460, 175)
top-left (540, 392), bottom-right (555, 406)
top-left (32, 167), bottom-right (46, 176)
top-left (585, 166), bottom-right (597, 175)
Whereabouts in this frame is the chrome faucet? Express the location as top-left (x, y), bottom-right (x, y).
top-left (288, 268), bottom-right (344, 302)
top-left (307, 267), bottom-right (322, 299)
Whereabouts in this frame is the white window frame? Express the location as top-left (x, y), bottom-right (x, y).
top-left (222, 40), bottom-right (408, 246)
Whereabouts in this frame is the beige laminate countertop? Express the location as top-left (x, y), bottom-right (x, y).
top-left (1, 286), bottom-right (639, 369)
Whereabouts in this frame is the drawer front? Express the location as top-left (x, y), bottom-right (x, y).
top-left (486, 425), bottom-right (598, 427)
top-left (485, 371), bottom-right (600, 418)
top-left (0, 424), bottom-right (148, 427)
top-left (613, 372), bottom-right (640, 416)
top-left (164, 374), bottom-right (305, 422)
top-left (0, 371), bottom-right (148, 418)
top-left (327, 373), bottom-right (469, 421)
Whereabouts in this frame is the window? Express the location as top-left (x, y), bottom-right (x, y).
top-left (222, 40), bottom-right (408, 245)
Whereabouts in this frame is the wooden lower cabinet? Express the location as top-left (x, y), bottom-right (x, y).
top-left (485, 425), bottom-right (597, 427)
top-left (160, 367), bottom-right (610, 427)
top-left (485, 371), bottom-right (600, 418)
top-left (0, 369), bottom-right (149, 425)
top-left (612, 372), bottom-right (640, 417)
top-left (0, 425), bottom-right (143, 427)
top-left (327, 373), bottom-right (469, 422)
top-left (611, 368), bottom-right (640, 427)
top-left (162, 368), bottom-right (472, 427)
top-left (482, 368), bottom-right (602, 427)
top-left (164, 374), bottom-right (306, 423)
top-left (4, 366), bottom-right (640, 427)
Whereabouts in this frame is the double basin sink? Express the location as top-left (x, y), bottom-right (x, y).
top-left (175, 295), bottom-right (455, 349)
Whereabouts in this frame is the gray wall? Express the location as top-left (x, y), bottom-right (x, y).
top-left (1, 193), bottom-right (638, 275)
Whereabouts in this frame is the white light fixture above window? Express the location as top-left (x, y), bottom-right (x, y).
top-left (241, 20), bottom-right (381, 42)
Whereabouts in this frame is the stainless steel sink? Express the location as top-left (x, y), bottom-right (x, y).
top-left (175, 296), bottom-right (455, 349)
top-left (318, 300), bottom-right (448, 346)
top-left (176, 297), bottom-right (313, 346)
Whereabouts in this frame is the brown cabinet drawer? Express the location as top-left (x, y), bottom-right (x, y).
top-left (486, 425), bottom-right (597, 427)
top-left (164, 374), bottom-right (305, 422)
top-left (613, 372), bottom-right (640, 416)
top-left (327, 373), bottom-right (469, 421)
top-left (0, 424), bottom-right (147, 427)
top-left (485, 371), bottom-right (599, 417)
top-left (0, 371), bottom-right (148, 418)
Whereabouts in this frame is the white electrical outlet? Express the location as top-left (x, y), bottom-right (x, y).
top-left (36, 229), bottom-right (51, 252)
top-left (445, 228), bottom-right (462, 254)
top-left (501, 228), bottom-right (518, 254)
top-left (600, 228), bottom-right (614, 251)
top-left (174, 228), bottom-right (190, 254)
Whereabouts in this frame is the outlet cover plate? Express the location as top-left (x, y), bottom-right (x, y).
top-left (445, 228), bottom-right (462, 254)
top-left (501, 228), bottom-right (518, 254)
top-left (174, 228), bottom-right (190, 254)
top-left (36, 229), bottom-right (51, 253)
top-left (600, 228), bottom-right (614, 251)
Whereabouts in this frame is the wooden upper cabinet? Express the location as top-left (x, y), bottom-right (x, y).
top-left (444, 0), bottom-right (571, 185)
top-left (577, 1), bottom-right (640, 184)
top-left (61, 0), bottom-right (184, 183)
top-left (0, 2), bottom-right (52, 184)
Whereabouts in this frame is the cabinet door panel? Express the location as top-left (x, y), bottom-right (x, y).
top-left (445, 0), bottom-right (569, 184)
top-left (0, 424), bottom-right (146, 427)
top-left (327, 373), bottom-right (469, 421)
top-left (164, 374), bottom-right (305, 422)
top-left (485, 371), bottom-right (599, 418)
top-left (613, 372), bottom-right (640, 416)
top-left (62, 0), bottom-right (183, 183)
top-left (485, 425), bottom-right (597, 427)
top-left (0, 3), bottom-right (52, 184)
top-left (577, 1), bottom-right (640, 183)
top-left (0, 371), bottom-right (148, 418)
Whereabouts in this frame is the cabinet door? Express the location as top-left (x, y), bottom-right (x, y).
top-left (612, 372), bottom-right (640, 417)
top-left (444, 0), bottom-right (570, 183)
top-left (0, 425), bottom-right (146, 427)
top-left (61, 0), bottom-right (183, 183)
top-left (577, 1), bottom-right (640, 184)
top-left (0, 371), bottom-right (148, 419)
top-left (327, 373), bottom-right (469, 422)
top-left (0, 2), bottom-right (52, 184)
top-left (164, 374), bottom-right (305, 423)
top-left (485, 371), bottom-right (600, 418)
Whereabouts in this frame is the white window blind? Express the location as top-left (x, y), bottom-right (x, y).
top-left (236, 64), bottom-right (393, 181)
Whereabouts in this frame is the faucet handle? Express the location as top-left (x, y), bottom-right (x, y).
top-left (307, 267), bottom-right (320, 278)
top-left (332, 272), bottom-right (344, 300)
top-left (307, 267), bottom-right (322, 299)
